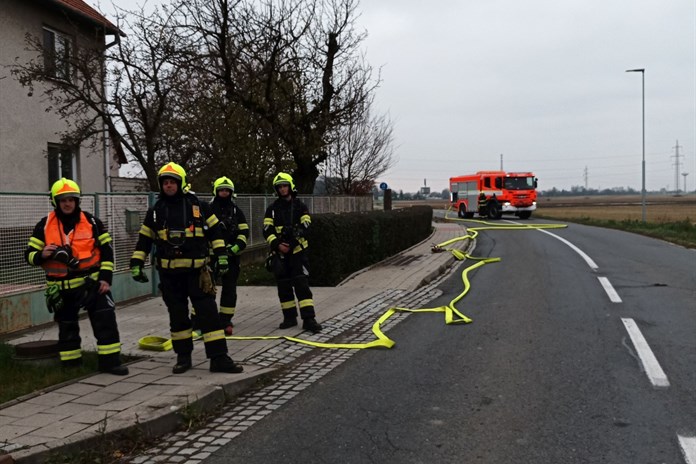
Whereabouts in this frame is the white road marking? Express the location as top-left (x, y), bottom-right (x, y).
top-left (678, 435), bottom-right (696, 464)
top-left (597, 276), bottom-right (622, 303)
top-left (535, 228), bottom-right (599, 271)
top-left (621, 318), bottom-right (670, 388)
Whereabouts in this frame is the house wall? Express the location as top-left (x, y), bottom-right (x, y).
top-left (0, 0), bottom-right (117, 194)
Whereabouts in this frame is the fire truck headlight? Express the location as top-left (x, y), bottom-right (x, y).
top-left (533, 201), bottom-right (537, 206)
top-left (504, 202), bottom-right (511, 207)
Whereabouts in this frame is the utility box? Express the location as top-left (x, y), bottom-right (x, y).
top-left (125, 209), bottom-right (141, 233)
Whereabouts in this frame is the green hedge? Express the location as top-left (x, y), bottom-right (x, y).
top-left (307, 206), bottom-right (433, 286)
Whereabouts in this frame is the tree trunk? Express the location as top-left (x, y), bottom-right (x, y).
top-left (293, 157), bottom-right (320, 194)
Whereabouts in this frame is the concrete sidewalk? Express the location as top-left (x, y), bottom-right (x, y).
top-left (1, 221), bottom-right (470, 464)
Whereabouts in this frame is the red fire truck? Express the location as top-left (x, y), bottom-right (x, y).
top-left (449, 171), bottom-right (538, 219)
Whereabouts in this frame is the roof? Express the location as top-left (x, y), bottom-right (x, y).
top-left (49, 0), bottom-right (122, 36)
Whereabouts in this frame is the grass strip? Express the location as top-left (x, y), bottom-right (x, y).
top-left (0, 343), bottom-right (139, 404)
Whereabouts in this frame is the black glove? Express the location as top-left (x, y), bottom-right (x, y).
top-left (131, 266), bottom-right (149, 283)
top-left (217, 254), bottom-right (229, 276)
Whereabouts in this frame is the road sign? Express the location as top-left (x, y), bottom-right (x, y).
top-left (379, 182), bottom-right (388, 190)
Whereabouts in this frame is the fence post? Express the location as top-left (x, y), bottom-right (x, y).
top-left (384, 189), bottom-right (392, 210)
top-left (92, 193), bottom-right (99, 219)
top-left (147, 192), bottom-right (160, 296)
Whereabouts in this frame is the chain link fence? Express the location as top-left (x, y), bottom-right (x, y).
top-left (0, 192), bottom-right (372, 297)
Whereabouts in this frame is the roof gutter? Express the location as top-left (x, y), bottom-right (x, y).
top-left (45, 0), bottom-right (125, 37)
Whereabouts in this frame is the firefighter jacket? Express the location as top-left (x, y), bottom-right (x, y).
top-left (25, 209), bottom-right (114, 287)
top-left (263, 197), bottom-right (311, 254)
top-left (130, 192), bottom-right (226, 272)
top-left (204, 197), bottom-right (249, 254)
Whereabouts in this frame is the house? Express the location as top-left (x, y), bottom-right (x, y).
top-left (0, 0), bottom-right (126, 193)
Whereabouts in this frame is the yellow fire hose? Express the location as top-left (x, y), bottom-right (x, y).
top-left (138, 212), bottom-right (567, 352)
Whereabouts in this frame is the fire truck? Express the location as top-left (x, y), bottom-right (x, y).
top-left (449, 171), bottom-right (538, 219)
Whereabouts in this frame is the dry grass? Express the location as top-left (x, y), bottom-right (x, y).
top-left (536, 194), bottom-right (696, 223)
top-left (394, 194), bottom-right (696, 224)
top-left (537, 204), bottom-right (696, 223)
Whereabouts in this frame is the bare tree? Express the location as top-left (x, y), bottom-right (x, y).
top-left (11, 0), bottom-right (388, 194)
top-left (323, 98), bottom-right (395, 195)
top-left (10, 5), bottom-right (188, 191)
top-left (171, 0), bottom-right (379, 193)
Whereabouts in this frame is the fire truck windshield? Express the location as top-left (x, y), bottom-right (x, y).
top-left (504, 177), bottom-right (534, 190)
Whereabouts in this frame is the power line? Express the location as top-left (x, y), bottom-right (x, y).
top-left (672, 140), bottom-right (683, 192)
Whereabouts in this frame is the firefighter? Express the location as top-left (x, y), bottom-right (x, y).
top-left (477, 192), bottom-right (488, 217)
top-left (205, 176), bottom-right (249, 335)
top-left (25, 178), bottom-right (128, 375)
top-left (263, 172), bottom-right (322, 333)
top-left (130, 162), bottom-right (243, 374)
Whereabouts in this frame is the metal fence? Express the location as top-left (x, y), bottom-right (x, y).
top-left (0, 192), bottom-right (372, 296)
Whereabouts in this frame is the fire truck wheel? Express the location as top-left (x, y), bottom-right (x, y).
top-left (458, 205), bottom-right (466, 218)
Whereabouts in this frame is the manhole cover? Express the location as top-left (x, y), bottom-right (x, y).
top-left (13, 340), bottom-right (59, 359)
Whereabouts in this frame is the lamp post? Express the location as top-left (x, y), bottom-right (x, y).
top-left (683, 172), bottom-right (689, 194)
top-left (626, 68), bottom-right (646, 222)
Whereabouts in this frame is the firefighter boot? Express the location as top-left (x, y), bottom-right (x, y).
top-left (279, 307), bottom-right (298, 329)
top-left (98, 355), bottom-right (129, 376)
top-left (172, 353), bottom-right (193, 374)
top-left (209, 354), bottom-right (244, 373)
top-left (100, 364), bottom-right (129, 376)
top-left (302, 317), bottom-right (323, 334)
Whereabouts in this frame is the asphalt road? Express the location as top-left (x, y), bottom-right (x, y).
top-left (205, 219), bottom-right (696, 464)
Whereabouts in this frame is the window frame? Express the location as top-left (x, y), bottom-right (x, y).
top-left (47, 143), bottom-right (77, 188)
top-left (43, 26), bottom-right (73, 82)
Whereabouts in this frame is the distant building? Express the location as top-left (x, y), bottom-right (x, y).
top-left (0, 0), bottom-right (126, 193)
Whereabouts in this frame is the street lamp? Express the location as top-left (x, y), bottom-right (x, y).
top-left (626, 68), bottom-right (646, 222)
top-left (683, 172), bottom-right (689, 194)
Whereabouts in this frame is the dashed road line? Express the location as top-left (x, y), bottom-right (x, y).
top-left (597, 276), bottom-right (622, 303)
top-left (621, 318), bottom-right (669, 388)
top-left (678, 435), bottom-right (696, 464)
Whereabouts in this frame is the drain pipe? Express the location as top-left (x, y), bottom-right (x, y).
top-left (102, 34), bottom-right (120, 193)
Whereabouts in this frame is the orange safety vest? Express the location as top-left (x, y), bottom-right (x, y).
top-left (41, 212), bottom-right (101, 278)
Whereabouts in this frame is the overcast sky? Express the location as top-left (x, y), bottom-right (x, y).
top-left (358, 0), bottom-right (695, 194)
top-left (104, 0), bottom-right (695, 194)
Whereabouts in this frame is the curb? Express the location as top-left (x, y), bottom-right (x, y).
top-left (416, 227), bottom-right (477, 288)
top-left (9, 367), bottom-right (276, 464)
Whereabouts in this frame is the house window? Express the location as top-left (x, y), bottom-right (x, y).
top-left (43, 27), bottom-right (72, 81)
top-left (47, 144), bottom-right (76, 188)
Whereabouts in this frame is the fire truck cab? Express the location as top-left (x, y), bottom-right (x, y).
top-left (449, 171), bottom-right (538, 219)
